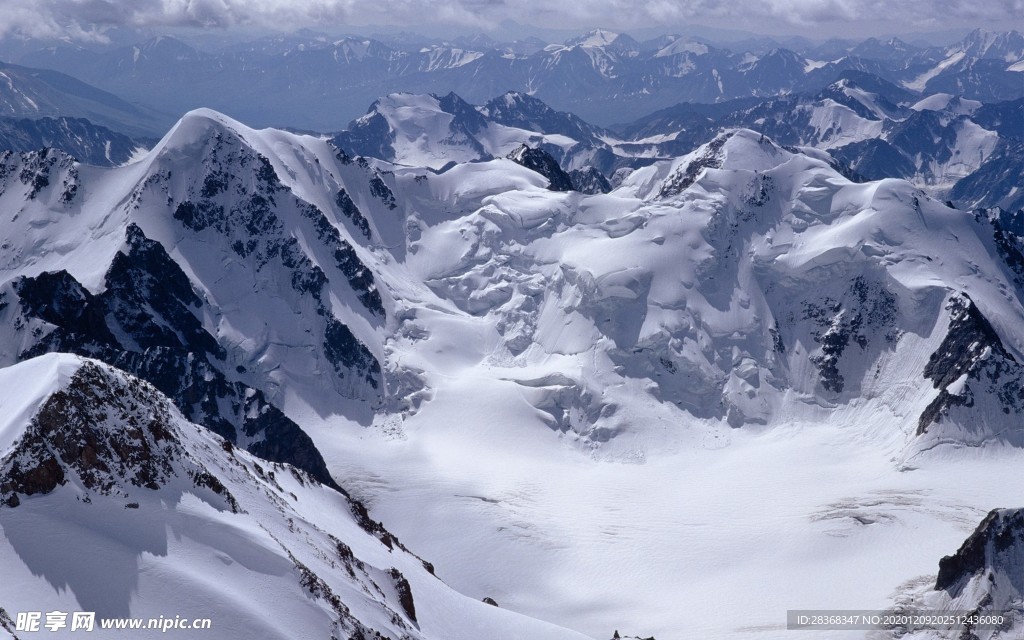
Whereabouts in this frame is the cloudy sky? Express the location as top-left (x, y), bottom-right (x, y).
top-left (0, 0), bottom-right (1019, 42)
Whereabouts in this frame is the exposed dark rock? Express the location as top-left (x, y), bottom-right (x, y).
top-left (0, 606), bottom-right (20, 640)
top-left (0, 116), bottom-right (147, 167)
top-left (437, 91), bottom-right (489, 135)
top-left (298, 202), bottom-right (384, 316)
top-left (289, 552), bottom-right (394, 640)
top-left (369, 173), bottom-right (397, 209)
top-left (0, 361), bottom-right (238, 510)
top-left (569, 167), bottom-right (612, 194)
top-left (507, 144), bottom-right (574, 192)
top-left (658, 133), bottom-right (730, 198)
top-left (936, 508), bottom-right (1024, 592)
top-left (106, 224), bottom-right (223, 356)
top-left (324, 319), bottom-right (382, 389)
top-left (335, 188), bottom-right (373, 240)
top-left (918, 294), bottom-right (1024, 434)
top-left (803, 275), bottom-right (897, 394)
top-left (349, 499), bottom-right (398, 550)
top-left (984, 207), bottom-right (1024, 294)
top-left (11, 226), bottom-right (339, 487)
top-left (331, 112), bottom-right (396, 163)
top-left (144, 129), bottom-right (385, 402)
top-left (387, 567), bottom-right (417, 623)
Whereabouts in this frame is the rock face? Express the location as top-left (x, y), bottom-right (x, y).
top-left (0, 360), bottom-right (236, 509)
top-left (952, 139), bottom-right (1024, 213)
top-left (0, 110), bottom-right (395, 487)
top-left (569, 167), bottom-right (612, 194)
top-left (9, 224), bottom-right (337, 487)
top-left (507, 144), bottom-right (574, 191)
top-left (935, 509), bottom-right (1024, 594)
top-left (883, 508), bottom-right (1024, 640)
top-left (918, 294), bottom-right (1024, 441)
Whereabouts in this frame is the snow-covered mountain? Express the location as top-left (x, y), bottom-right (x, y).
top-left (0, 354), bottom-right (589, 640)
top-left (331, 91), bottom-right (622, 176)
top-left (617, 74), bottom-right (1023, 207)
top-left (0, 116), bottom-right (148, 166)
top-left (13, 29), bottom-right (1022, 130)
top-left (2, 107), bottom-right (1024, 638)
top-left (903, 29), bottom-right (1024, 101)
top-left (326, 79), bottom-right (1023, 213)
top-left (0, 109), bottom-right (392, 484)
top-left (0, 61), bottom-right (167, 137)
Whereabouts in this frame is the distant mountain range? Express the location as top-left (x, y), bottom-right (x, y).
top-left (0, 35), bottom-right (1019, 209)
top-left (327, 80), bottom-right (1023, 211)
top-left (0, 60), bottom-right (168, 136)
top-left (10, 28), bottom-right (1023, 130)
top-left (0, 116), bottom-right (148, 166)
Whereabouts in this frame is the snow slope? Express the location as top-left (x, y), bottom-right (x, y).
top-left (0, 354), bottom-right (591, 640)
top-left (297, 127), bottom-right (1024, 638)
top-left (2, 110), bottom-right (1024, 639)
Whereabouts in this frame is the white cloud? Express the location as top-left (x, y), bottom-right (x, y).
top-left (0, 0), bottom-right (1018, 40)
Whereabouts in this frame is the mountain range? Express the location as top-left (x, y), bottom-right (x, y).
top-left (0, 24), bottom-right (1022, 640)
top-left (9, 28), bottom-right (1023, 130)
top-left (0, 103), bottom-right (1021, 638)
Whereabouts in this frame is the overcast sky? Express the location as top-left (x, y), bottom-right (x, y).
top-left (0, 0), bottom-right (1019, 43)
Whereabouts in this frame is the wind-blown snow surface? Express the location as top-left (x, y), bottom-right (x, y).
top-left (1, 110), bottom-right (1024, 639)
top-left (297, 129), bottom-right (1024, 639)
top-left (0, 354), bottom-right (591, 640)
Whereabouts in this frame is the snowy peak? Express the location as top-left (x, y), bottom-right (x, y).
top-left (417, 45), bottom-right (485, 71)
top-left (0, 108), bottom-right (394, 493)
top-left (335, 90), bottom-right (620, 174)
top-left (905, 29), bottom-right (1024, 100)
top-left (506, 144), bottom-right (574, 191)
top-left (566, 29), bottom-right (636, 52)
top-left (337, 93), bottom-right (489, 168)
top-left (132, 35), bottom-right (200, 64)
top-left (329, 36), bottom-right (399, 63)
top-left (848, 36), bottom-right (918, 61)
top-left (909, 93), bottom-right (982, 115)
top-left (481, 91), bottom-right (608, 144)
top-left (653, 37), bottom-right (711, 58)
top-left (744, 48), bottom-right (805, 71)
top-left (153, 107), bottom-right (243, 151)
top-left (917, 293), bottom-right (1024, 443)
top-left (892, 507), bottom-right (1024, 639)
top-left (0, 116), bottom-right (146, 167)
top-left (0, 355), bottom-right (236, 509)
top-left (0, 61), bottom-right (165, 137)
top-left (655, 129), bottom-right (791, 198)
top-left (956, 28), bottom-right (1024, 61)
top-left (816, 77), bottom-right (906, 120)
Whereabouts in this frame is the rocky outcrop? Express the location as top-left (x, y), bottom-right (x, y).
top-left (11, 225), bottom-right (339, 487)
top-left (936, 508), bottom-right (1024, 593)
top-left (507, 144), bottom-right (574, 192)
top-left (0, 360), bottom-right (238, 510)
top-left (918, 294), bottom-right (1024, 436)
